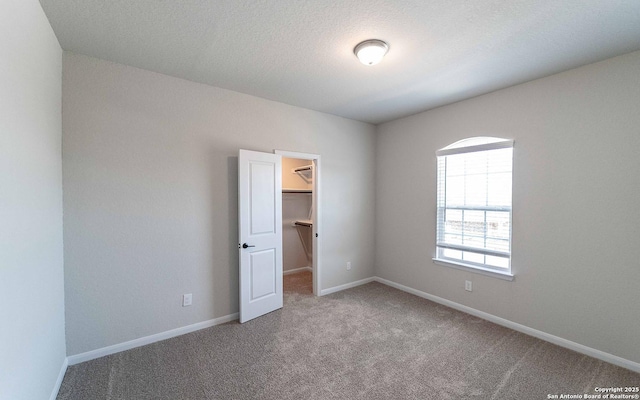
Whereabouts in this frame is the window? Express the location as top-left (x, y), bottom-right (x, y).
top-left (434, 137), bottom-right (513, 277)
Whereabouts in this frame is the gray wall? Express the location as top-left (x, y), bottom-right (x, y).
top-left (62, 53), bottom-right (376, 355)
top-left (375, 50), bottom-right (640, 364)
top-left (0, 1), bottom-right (66, 399)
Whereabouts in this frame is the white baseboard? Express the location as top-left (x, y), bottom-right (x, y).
top-left (373, 276), bottom-right (640, 374)
top-left (283, 266), bottom-right (312, 275)
top-left (67, 312), bottom-right (239, 365)
top-left (62, 277), bottom-right (639, 375)
top-left (49, 356), bottom-right (68, 400)
top-left (320, 277), bottom-right (375, 296)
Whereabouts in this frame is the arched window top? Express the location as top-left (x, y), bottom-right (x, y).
top-left (437, 136), bottom-right (513, 157)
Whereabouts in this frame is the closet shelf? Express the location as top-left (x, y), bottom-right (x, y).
top-left (282, 188), bottom-right (312, 193)
top-left (294, 220), bottom-right (312, 227)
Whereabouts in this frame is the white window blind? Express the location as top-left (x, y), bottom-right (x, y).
top-left (436, 137), bottom-right (513, 272)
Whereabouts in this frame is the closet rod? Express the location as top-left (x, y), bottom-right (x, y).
top-left (293, 165), bottom-right (313, 173)
top-left (282, 188), bottom-right (312, 193)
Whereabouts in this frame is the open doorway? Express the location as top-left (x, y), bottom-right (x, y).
top-left (275, 150), bottom-right (321, 296)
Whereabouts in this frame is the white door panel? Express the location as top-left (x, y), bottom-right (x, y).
top-left (249, 162), bottom-right (276, 235)
top-left (250, 249), bottom-right (276, 300)
top-left (239, 150), bottom-right (282, 323)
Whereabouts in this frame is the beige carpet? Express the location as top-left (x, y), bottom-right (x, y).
top-left (58, 271), bottom-right (639, 399)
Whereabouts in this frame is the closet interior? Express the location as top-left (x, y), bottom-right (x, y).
top-left (282, 157), bottom-right (313, 293)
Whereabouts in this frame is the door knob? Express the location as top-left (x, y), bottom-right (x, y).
top-left (242, 243), bottom-right (255, 249)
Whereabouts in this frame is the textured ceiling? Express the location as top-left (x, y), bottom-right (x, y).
top-left (39, 0), bottom-right (640, 124)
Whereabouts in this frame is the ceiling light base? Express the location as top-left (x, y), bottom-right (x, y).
top-left (354, 39), bottom-right (389, 66)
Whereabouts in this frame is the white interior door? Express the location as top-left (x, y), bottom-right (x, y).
top-left (238, 149), bottom-right (283, 323)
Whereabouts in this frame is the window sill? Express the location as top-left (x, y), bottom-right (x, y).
top-left (432, 258), bottom-right (515, 281)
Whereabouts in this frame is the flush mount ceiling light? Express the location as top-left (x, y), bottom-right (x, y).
top-left (353, 39), bottom-right (389, 66)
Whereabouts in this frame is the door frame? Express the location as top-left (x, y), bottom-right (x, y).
top-left (275, 150), bottom-right (321, 296)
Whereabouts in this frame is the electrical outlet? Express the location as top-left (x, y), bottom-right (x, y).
top-left (346, 262), bottom-right (352, 270)
top-left (182, 293), bottom-right (192, 307)
top-left (465, 281), bottom-right (472, 292)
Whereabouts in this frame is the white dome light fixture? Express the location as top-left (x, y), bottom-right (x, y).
top-left (354, 39), bottom-right (389, 66)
